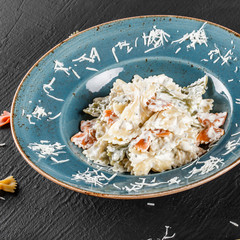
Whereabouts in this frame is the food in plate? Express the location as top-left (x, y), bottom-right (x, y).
top-left (71, 74), bottom-right (227, 176)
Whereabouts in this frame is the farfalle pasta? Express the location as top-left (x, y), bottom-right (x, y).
top-left (71, 74), bottom-right (227, 175)
top-left (0, 176), bottom-right (17, 193)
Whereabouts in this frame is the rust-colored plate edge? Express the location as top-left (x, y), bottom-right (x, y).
top-left (10, 15), bottom-right (240, 199)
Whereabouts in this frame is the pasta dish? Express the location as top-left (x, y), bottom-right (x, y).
top-left (71, 74), bottom-right (227, 175)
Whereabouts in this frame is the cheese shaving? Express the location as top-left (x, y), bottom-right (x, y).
top-left (147, 202), bottom-right (155, 206)
top-left (186, 156), bottom-right (224, 178)
top-left (235, 98), bottom-right (240, 105)
top-left (72, 47), bottom-right (100, 63)
top-left (122, 176), bottom-right (181, 193)
top-left (222, 137), bottom-right (240, 155)
top-left (113, 183), bottom-right (121, 190)
top-left (43, 77), bottom-right (64, 102)
top-left (143, 25), bottom-right (170, 53)
top-left (26, 115), bottom-right (35, 125)
top-left (112, 41), bottom-right (133, 62)
top-left (71, 69), bottom-right (80, 79)
top-left (208, 44), bottom-right (233, 66)
top-left (54, 60), bottom-right (70, 75)
top-left (86, 67), bottom-right (99, 72)
top-left (50, 157), bottom-right (69, 164)
top-left (72, 168), bottom-right (117, 187)
top-left (175, 47), bottom-right (181, 54)
top-left (171, 22), bottom-right (207, 49)
top-left (47, 112), bottom-right (61, 121)
top-left (134, 37), bottom-right (138, 47)
top-left (32, 106), bottom-right (47, 120)
top-left (112, 47), bottom-right (118, 62)
top-left (162, 226), bottom-right (176, 240)
top-left (28, 141), bottom-right (66, 158)
top-left (230, 221), bottom-right (239, 227)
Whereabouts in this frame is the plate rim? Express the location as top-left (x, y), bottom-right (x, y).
top-left (10, 14), bottom-right (240, 199)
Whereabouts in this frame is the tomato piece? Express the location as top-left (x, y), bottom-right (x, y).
top-left (198, 112), bottom-right (227, 128)
top-left (103, 109), bottom-right (118, 126)
top-left (71, 120), bottom-right (96, 149)
top-left (146, 96), bottom-right (171, 112)
top-left (197, 126), bottom-right (224, 144)
top-left (151, 129), bottom-right (171, 137)
top-left (135, 136), bottom-right (151, 152)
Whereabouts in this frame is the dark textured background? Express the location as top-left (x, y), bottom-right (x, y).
top-left (1, 0), bottom-right (240, 239)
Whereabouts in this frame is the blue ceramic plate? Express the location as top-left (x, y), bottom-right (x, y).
top-left (11, 16), bottom-right (240, 199)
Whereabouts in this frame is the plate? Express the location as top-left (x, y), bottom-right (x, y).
top-left (11, 15), bottom-right (240, 199)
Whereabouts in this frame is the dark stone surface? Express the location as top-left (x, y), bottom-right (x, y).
top-left (1, 0), bottom-right (240, 239)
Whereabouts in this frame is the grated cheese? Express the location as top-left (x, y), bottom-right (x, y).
top-left (230, 221), bottom-right (239, 227)
top-left (43, 77), bottom-right (64, 102)
top-left (0, 197), bottom-right (5, 200)
top-left (50, 157), bottom-right (69, 164)
top-left (28, 141), bottom-right (66, 159)
top-left (113, 183), bottom-right (121, 190)
top-left (228, 79), bottom-right (234, 82)
top-left (168, 177), bottom-right (181, 185)
top-left (151, 177), bottom-right (156, 183)
top-left (236, 123), bottom-right (238, 127)
top-left (86, 67), bottom-right (99, 72)
top-left (54, 60), bottom-right (70, 75)
top-left (47, 112), bottom-right (61, 121)
top-left (171, 22), bottom-right (207, 50)
top-left (222, 138), bottom-right (240, 155)
top-left (181, 158), bottom-right (200, 170)
top-left (72, 47), bottom-right (100, 63)
top-left (143, 26), bottom-right (170, 53)
top-left (201, 59), bottom-right (209, 62)
top-left (72, 168), bottom-right (117, 187)
top-left (22, 109), bottom-right (25, 116)
top-left (235, 98), bottom-right (240, 105)
top-left (122, 176), bottom-right (181, 193)
top-left (112, 41), bottom-right (133, 62)
top-left (234, 67), bottom-right (238, 73)
top-left (175, 47), bottom-right (181, 54)
top-left (186, 156), bottom-right (224, 178)
top-left (162, 226), bottom-right (176, 240)
top-left (231, 132), bottom-right (240, 137)
top-left (29, 101), bottom-right (32, 103)
top-left (135, 37), bottom-right (138, 47)
top-left (208, 44), bottom-right (233, 66)
top-left (112, 47), bottom-right (118, 63)
top-left (0, 143), bottom-right (6, 147)
top-left (71, 69), bottom-right (80, 79)
top-left (26, 115), bottom-right (35, 125)
top-left (32, 106), bottom-right (47, 120)
top-left (147, 202), bottom-right (155, 206)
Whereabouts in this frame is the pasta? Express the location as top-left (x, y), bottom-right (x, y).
top-left (71, 74), bottom-right (227, 175)
top-left (0, 176), bottom-right (17, 193)
top-left (0, 111), bottom-right (10, 127)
